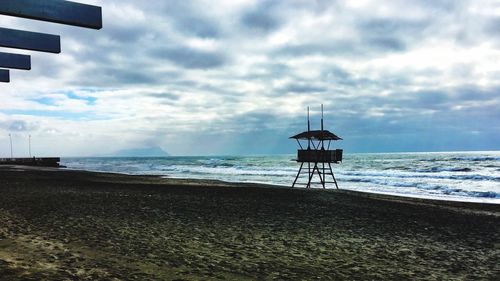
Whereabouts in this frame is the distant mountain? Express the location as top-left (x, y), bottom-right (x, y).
top-left (112, 146), bottom-right (170, 157)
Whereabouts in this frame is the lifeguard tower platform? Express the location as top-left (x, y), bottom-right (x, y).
top-left (290, 105), bottom-right (343, 189)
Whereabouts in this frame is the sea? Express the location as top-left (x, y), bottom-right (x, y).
top-left (62, 151), bottom-right (500, 203)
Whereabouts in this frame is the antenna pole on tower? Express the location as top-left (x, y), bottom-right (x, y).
top-left (9, 133), bottom-right (13, 159)
top-left (307, 107), bottom-right (311, 150)
top-left (321, 104), bottom-right (325, 149)
top-left (307, 106), bottom-right (310, 132)
top-left (321, 104), bottom-right (324, 131)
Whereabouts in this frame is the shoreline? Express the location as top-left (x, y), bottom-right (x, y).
top-left (1, 165), bottom-right (499, 279)
top-left (58, 165), bottom-right (500, 205)
top-left (5, 164), bottom-right (500, 209)
top-left (58, 152), bottom-right (500, 205)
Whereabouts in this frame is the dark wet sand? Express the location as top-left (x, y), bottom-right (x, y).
top-left (0, 166), bottom-right (499, 280)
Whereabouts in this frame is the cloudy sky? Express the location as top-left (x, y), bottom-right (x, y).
top-left (0, 0), bottom-right (499, 156)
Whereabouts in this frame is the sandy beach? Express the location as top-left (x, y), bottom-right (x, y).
top-left (0, 166), bottom-right (499, 280)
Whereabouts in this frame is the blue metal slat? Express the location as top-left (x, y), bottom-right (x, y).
top-left (0, 0), bottom-right (102, 29)
top-left (0, 52), bottom-right (31, 70)
top-left (0, 69), bottom-right (10, 82)
top-left (0, 27), bottom-right (61, 53)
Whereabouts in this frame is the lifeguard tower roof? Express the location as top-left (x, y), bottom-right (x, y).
top-left (290, 130), bottom-right (342, 141)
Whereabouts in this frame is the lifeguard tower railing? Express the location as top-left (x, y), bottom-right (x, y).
top-left (297, 149), bottom-right (343, 163)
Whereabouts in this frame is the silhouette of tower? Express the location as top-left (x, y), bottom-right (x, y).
top-left (290, 105), bottom-right (343, 188)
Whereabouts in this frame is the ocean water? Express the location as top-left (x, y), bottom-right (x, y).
top-left (62, 151), bottom-right (500, 203)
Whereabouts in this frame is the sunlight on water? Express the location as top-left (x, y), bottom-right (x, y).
top-left (62, 151), bottom-right (500, 203)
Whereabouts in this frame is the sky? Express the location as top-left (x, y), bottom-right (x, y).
top-left (0, 0), bottom-right (499, 157)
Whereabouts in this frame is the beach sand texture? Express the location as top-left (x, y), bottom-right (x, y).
top-left (0, 166), bottom-right (499, 280)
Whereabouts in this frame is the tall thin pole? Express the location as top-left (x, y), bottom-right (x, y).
top-left (307, 106), bottom-right (310, 132)
top-left (307, 106), bottom-right (311, 185)
top-left (321, 104), bottom-right (324, 131)
top-left (29, 135), bottom-right (32, 157)
top-left (307, 106), bottom-right (311, 150)
top-left (9, 133), bottom-right (13, 158)
top-left (321, 104), bottom-right (325, 149)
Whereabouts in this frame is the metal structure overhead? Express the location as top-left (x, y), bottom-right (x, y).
top-left (0, 27), bottom-right (61, 53)
top-left (0, 69), bottom-right (10, 82)
top-left (0, 0), bottom-right (103, 29)
top-left (0, 52), bottom-right (31, 70)
top-left (0, 0), bottom-right (102, 83)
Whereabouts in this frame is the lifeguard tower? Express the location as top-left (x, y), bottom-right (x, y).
top-left (290, 105), bottom-right (343, 189)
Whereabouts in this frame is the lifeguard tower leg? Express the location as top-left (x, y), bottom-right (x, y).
top-left (315, 165), bottom-right (325, 188)
top-left (307, 162), bottom-right (311, 188)
top-left (306, 163), bottom-right (315, 188)
top-left (307, 163), bottom-right (318, 188)
top-left (322, 163), bottom-right (326, 188)
top-left (292, 162), bottom-right (304, 187)
top-left (328, 163), bottom-right (339, 189)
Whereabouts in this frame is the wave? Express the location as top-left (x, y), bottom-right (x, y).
top-left (169, 165), bottom-right (296, 177)
top-left (412, 156), bottom-right (500, 163)
top-left (383, 166), bottom-right (412, 171)
top-left (466, 191), bottom-right (500, 198)
top-left (451, 156), bottom-right (500, 162)
top-left (340, 170), bottom-right (500, 182)
top-left (415, 167), bottom-right (472, 173)
top-left (342, 177), bottom-right (500, 198)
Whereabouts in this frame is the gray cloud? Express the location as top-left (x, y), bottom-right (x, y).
top-left (162, 1), bottom-right (221, 38)
top-left (0, 120), bottom-right (38, 132)
top-left (455, 85), bottom-right (500, 101)
top-left (485, 16), bottom-right (500, 40)
top-left (364, 37), bottom-right (406, 51)
top-left (273, 17), bottom-right (432, 58)
top-left (239, 0), bottom-right (290, 34)
top-left (241, 11), bottom-right (279, 32)
top-left (279, 83), bottom-right (327, 94)
top-left (419, 0), bottom-right (465, 11)
top-left (358, 18), bottom-right (429, 38)
top-left (172, 15), bottom-right (220, 38)
top-left (74, 67), bottom-right (160, 86)
top-left (146, 92), bottom-right (179, 100)
top-left (106, 24), bottom-right (150, 43)
top-left (150, 47), bottom-right (227, 69)
top-left (273, 42), bottom-right (353, 58)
